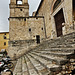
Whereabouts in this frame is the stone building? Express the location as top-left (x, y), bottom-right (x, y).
top-left (35, 0), bottom-right (75, 38)
top-left (8, 0), bottom-right (46, 57)
top-left (0, 32), bottom-right (9, 51)
top-left (8, 0), bottom-right (75, 75)
top-left (8, 0), bottom-right (75, 58)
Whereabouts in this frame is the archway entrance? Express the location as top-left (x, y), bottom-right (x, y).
top-left (73, 0), bottom-right (75, 20)
top-left (54, 9), bottom-right (65, 37)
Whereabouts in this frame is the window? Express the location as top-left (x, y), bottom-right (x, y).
top-left (36, 17), bottom-right (38, 19)
top-left (41, 28), bottom-right (43, 30)
top-left (29, 28), bottom-right (31, 32)
top-left (53, 0), bottom-right (61, 11)
top-left (4, 36), bottom-right (6, 39)
top-left (16, 0), bottom-right (22, 4)
top-left (24, 18), bottom-right (26, 21)
top-left (5, 33), bottom-right (6, 35)
top-left (4, 42), bottom-right (6, 46)
top-left (20, 9), bottom-right (22, 11)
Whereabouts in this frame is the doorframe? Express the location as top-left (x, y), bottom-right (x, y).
top-left (51, 7), bottom-right (66, 38)
top-left (54, 8), bottom-right (65, 37)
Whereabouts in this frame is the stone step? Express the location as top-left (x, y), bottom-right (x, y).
top-left (46, 36), bottom-right (75, 44)
top-left (38, 41), bottom-right (75, 50)
top-left (31, 51), bottom-right (68, 60)
top-left (30, 52), bottom-right (68, 65)
top-left (28, 53), bottom-right (61, 72)
top-left (24, 55), bottom-right (39, 75)
top-left (33, 49), bottom-right (75, 60)
top-left (33, 50), bottom-right (74, 56)
top-left (47, 41), bottom-right (75, 47)
top-left (21, 56), bottom-right (29, 75)
top-left (13, 58), bottom-right (22, 75)
top-left (26, 54), bottom-right (50, 75)
top-left (38, 48), bottom-right (75, 53)
top-left (43, 37), bottom-right (75, 47)
top-left (49, 44), bottom-right (75, 48)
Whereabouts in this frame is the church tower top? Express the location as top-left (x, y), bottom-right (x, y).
top-left (9, 0), bottom-right (29, 17)
top-left (10, 0), bottom-right (28, 5)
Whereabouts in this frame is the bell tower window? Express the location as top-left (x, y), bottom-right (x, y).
top-left (16, 0), bottom-right (22, 5)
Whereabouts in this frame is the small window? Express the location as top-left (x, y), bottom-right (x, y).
top-left (16, 0), bottom-right (22, 5)
top-left (36, 17), bottom-right (38, 19)
top-left (4, 36), bottom-right (6, 39)
top-left (4, 42), bottom-right (6, 46)
top-left (24, 18), bottom-right (26, 21)
top-left (29, 28), bottom-right (31, 32)
top-left (20, 9), bottom-right (22, 11)
top-left (41, 28), bottom-right (43, 30)
top-left (5, 33), bottom-right (6, 35)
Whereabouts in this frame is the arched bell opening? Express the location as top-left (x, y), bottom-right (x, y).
top-left (16, 0), bottom-right (22, 5)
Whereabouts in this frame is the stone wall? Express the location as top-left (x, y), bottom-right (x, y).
top-left (9, 17), bottom-right (45, 41)
top-left (9, 17), bottom-right (46, 58)
top-left (8, 39), bottom-right (37, 58)
top-left (36, 0), bottom-right (52, 38)
top-left (36, 0), bottom-right (74, 39)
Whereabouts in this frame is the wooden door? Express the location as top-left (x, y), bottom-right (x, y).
top-left (54, 9), bottom-right (65, 37)
top-left (73, 0), bottom-right (75, 20)
top-left (36, 35), bottom-right (40, 44)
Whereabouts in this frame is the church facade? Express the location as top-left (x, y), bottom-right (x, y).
top-left (35, 0), bottom-right (75, 38)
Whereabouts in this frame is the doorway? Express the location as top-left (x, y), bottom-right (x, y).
top-left (54, 9), bottom-right (65, 37)
top-left (73, 0), bottom-right (75, 20)
top-left (36, 35), bottom-right (40, 44)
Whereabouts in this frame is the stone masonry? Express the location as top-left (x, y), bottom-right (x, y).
top-left (8, 0), bottom-right (46, 58)
top-left (35, 0), bottom-right (74, 38)
top-left (8, 0), bottom-right (75, 75)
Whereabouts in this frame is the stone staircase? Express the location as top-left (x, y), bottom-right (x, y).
top-left (13, 32), bottom-right (75, 75)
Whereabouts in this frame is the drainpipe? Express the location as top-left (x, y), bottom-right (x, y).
top-left (43, 17), bottom-right (47, 38)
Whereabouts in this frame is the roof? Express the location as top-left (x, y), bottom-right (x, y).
top-left (0, 32), bottom-right (9, 34)
top-left (35, 0), bottom-right (44, 16)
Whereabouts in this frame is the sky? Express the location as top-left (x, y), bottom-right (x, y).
top-left (0, 0), bottom-right (41, 32)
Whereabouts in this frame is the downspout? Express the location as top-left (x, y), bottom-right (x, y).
top-left (43, 17), bottom-right (47, 38)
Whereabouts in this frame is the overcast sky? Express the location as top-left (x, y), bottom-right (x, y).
top-left (0, 0), bottom-right (41, 32)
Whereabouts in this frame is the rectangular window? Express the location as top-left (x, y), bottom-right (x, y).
top-left (4, 42), bottom-right (6, 46)
top-left (5, 33), bottom-right (6, 35)
top-left (4, 36), bottom-right (6, 39)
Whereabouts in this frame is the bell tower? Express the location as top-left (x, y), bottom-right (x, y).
top-left (9, 0), bottom-right (29, 17)
top-left (9, 0), bottom-right (29, 41)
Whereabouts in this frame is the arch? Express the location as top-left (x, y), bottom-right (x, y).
top-left (51, 0), bottom-right (61, 13)
top-left (16, 0), bottom-right (22, 4)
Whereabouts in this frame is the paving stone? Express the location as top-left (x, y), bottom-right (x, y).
top-left (25, 55), bottom-right (38, 75)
